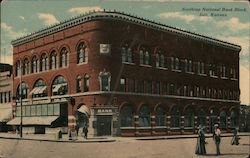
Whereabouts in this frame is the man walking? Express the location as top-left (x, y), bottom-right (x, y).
top-left (213, 124), bottom-right (221, 155)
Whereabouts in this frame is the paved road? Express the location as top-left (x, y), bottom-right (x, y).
top-left (0, 136), bottom-right (249, 158)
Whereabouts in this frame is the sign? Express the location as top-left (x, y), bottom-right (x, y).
top-left (100, 44), bottom-right (111, 54)
top-left (97, 109), bottom-right (112, 113)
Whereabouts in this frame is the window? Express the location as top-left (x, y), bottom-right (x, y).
top-left (128, 79), bottom-right (135, 92)
top-left (196, 86), bottom-right (200, 97)
top-left (16, 61), bottom-right (21, 76)
top-left (188, 60), bottom-right (193, 72)
top-left (83, 74), bottom-right (89, 92)
top-left (32, 79), bottom-right (47, 98)
top-left (16, 82), bottom-right (29, 99)
top-left (200, 62), bottom-right (205, 74)
top-left (137, 80), bottom-right (144, 93)
top-left (32, 56), bottom-right (38, 73)
top-left (175, 58), bottom-right (180, 70)
top-left (40, 53), bottom-right (48, 72)
top-left (50, 50), bottom-right (57, 70)
top-left (120, 78), bottom-right (126, 92)
top-left (121, 44), bottom-right (133, 63)
top-left (230, 67), bottom-right (236, 79)
top-left (139, 48), bottom-right (150, 65)
top-left (222, 65), bottom-right (226, 77)
top-left (52, 76), bottom-right (68, 96)
top-left (156, 106), bottom-right (165, 126)
top-left (176, 84), bottom-right (182, 96)
top-left (146, 81), bottom-right (152, 94)
top-left (60, 47), bottom-right (68, 68)
top-left (230, 111), bottom-right (238, 128)
top-left (120, 106), bottom-right (133, 127)
top-left (169, 83), bottom-right (175, 95)
top-left (184, 85), bottom-right (188, 96)
top-left (99, 72), bottom-right (111, 91)
top-left (77, 42), bottom-right (88, 64)
top-left (198, 109), bottom-right (206, 127)
top-left (171, 108), bottom-right (180, 128)
top-left (155, 51), bottom-right (165, 68)
top-left (162, 82), bottom-right (167, 95)
top-left (76, 76), bottom-right (81, 93)
top-left (220, 111), bottom-right (227, 129)
top-left (202, 87), bottom-right (207, 97)
top-left (23, 58), bottom-right (29, 75)
top-left (189, 85), bottom-right (194, 97)
top-left (154, 81), bottom-right (160, 94)
top-left (184, 109), bottom-right (193, 127)
top-left (139, 106), bottom-right (150, 127)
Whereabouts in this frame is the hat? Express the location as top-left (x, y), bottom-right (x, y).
top-left (214, 124), bottom-right (219, 127)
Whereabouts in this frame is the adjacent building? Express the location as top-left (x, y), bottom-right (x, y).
top-left (0, 63), bottom-right (13, 132)
top-left (8, 10), bottom-right (241, 136)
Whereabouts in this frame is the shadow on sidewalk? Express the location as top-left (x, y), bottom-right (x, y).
top-left (201, 153), bottom-right (249, 157)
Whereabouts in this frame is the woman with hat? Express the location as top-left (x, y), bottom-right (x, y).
top-left (195, 125), bottom-right (206, 155)
top-left (213, 124), bottom-right (221, 155)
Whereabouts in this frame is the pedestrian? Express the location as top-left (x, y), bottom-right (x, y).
top-left (195, 125), bottom-right (206, 155)
top-left (83, 125), bottom-right (88, 139)
top-left (213, 124), bottom-right (221, 155)
top-left (231, 128), bottom-right (239, 145)
top-left (75, 122), bottom-right (79, 136)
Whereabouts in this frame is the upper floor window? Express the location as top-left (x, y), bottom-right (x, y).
top-left (31, 79), bottom-right (47, 98)
top-left (121, 44), bottom-right (133, 63)
top-left (60, 47), bottom-right (68, 68)
top-left (169, 83), bottom-right (175, 95)
top-left (156, 51), bottom-right (165, 68)
top-left (146, 80), bottom-right (152, 94)
top-left (32, 56), bottom-right (39, 73)
top-left (23, 58), bottom-right (30, 75)
top-left (16, 82), bottom-right (29, 99)
top-left (15, 60), bottom-right (21, 77)
top-left (76, 76), bottom-right (81, 93)
top-left (77, 42), bottom-right (88, 64)
top-left (52, 76), bottom-right (68, 96)
top-left (230, 67), bottom-right (236, 79)
top-left (120, 78), bottom-right (126, 92)
top-left (137, 80), bottom-right (144, 93)
top-left (99, 71), bottom-right (111, 91)
top-left (154, 81), bottom-right (160, 94)
top-left (200, 62), bottom-right (205, 74)
top-left (209, 63), bottom-right (217, 76)
top-left (50, 50), bottom-right (57, 70)
top-left (83, 74), bottom-right (89, 92)
top-left (172, 57), bottom-right (180, 71)
top-left (139, 48), bottom-right (150, 65)
top-left (128, 79), bottom-right (135, 93)
top-left (162, 82), bottom-right (167, 95)
top-left (187, 60), bottom-right (193, 72)
top-left (222, 65), bottom-right (226, 78)
top-left (40, 53), bottom-right (48, 72)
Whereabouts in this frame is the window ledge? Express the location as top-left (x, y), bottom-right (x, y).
top-left (170, 127), bottom-right (181, 130)
top-left (120, 127), bottom-right (135, 130)
top-left (221, 77), bottom-right (228, 80)
top-left (139, 64), bottom-right (152, 68)
top-left (136, 127), bottom-right (152, 129)
top-left (172, 69), bottom-right (181, 73)
top-left (186, 72), bottom-right (195, 74)
top-left (122, 62), bottom-right (136, 65)
top-left (156, 67), bottom-right (168, 70)
top-left (199, 73), bottom-right (207, 76)
top-left (153, 126), bottom-right (167, 129)
top-left (230, 78), bottom-right (238, 81)
top-left (77, 62), bottom-right (88, 65)
top-left (211, 75), bottom-right (219, 78)
top-left (184, 127), bottom-right (194, 129)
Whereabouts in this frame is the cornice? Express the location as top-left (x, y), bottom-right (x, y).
top-left (11, 10), bottom-right (241, 52)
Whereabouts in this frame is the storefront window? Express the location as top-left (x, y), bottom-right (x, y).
top-left (36, 105), bottom-right (42, 116)
top-left (42, 105), bottom-right (48, 116)
top-left (120, 106), bottom-right (133, 127)
top-left (54, 104), bottom-right (60, 115)
top-left (171, 108), bottom-right (180, 128)
top-left (156, 106), bottom-right (165, 126)
top-left (139, 106), bottom-right (150, 127)
top-left (184, 109), bottom-right (194, 127)
top-left (48, 104), bottom-right (54, 116)
top-left (25, 106), bottom-right (31, 117)
top-left (31, 106), bottom-right (36, 116)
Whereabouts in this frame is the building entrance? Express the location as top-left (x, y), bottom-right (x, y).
top-left (97, 115), bottom-right (112, 136)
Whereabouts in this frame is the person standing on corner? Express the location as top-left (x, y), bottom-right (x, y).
top-left (231, 127), bottom-right (240, 145)
top-left (213, 124), bottom-right (221, 155)
top-left (195, 125), bottom-right (206, 155)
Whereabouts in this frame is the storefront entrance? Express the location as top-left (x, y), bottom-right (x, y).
top-left (97, 115), bottom-right (112, 136)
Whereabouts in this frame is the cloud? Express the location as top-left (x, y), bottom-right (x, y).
top-left (217, 17), bottom-right (249, 32)
top-left (37, 13), bottom-right (59, 26)
top-left (157, 12), bottom-right (212, 23)
top-left (68, 6), bottom-right (102, 14)
top-left (19, 16), bottom-right (25, 20)
top-left (1, 22), bottom-right (27, 39)
top-left (240, 64), bottom-right (250, 105)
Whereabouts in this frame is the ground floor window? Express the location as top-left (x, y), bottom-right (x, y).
top-left (120, 106), bottom-right (133, 127)
top-left (139, 106), bottom-right (150, 127)
top-left (156, 106), bottom-right (165, 126)
top-left (220, 111), bottom-right (227, 129)
top-left (184, 109), bottom-right (193, 127)
top-left (171, 108), bottom-right (180, 128)
top-left (198, 109), bottom-right (206, 127)
top-left (230, 111), bottom-right (238, 128)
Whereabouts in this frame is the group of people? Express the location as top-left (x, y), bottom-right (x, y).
top-left (196, 124), bottom-right (240, 156)
top-left (73, 122), bottom-right (88, 139)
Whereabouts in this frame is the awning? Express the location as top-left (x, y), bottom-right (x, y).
top-left (37, 86), bottom-right (47, 94)
top-left (0, 106), bottom-right (12, 122)
top-left (29, 87), bottom-right (39, 95)
top-left (7, 116), bottom-right (59, 125)
top-left (52, 83), bottom-right (67, 93)
top-left (77, 106), bottom-right (91, 117)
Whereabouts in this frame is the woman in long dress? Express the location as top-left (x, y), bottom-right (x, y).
top-left (195, 125), bottom-right (206, 155)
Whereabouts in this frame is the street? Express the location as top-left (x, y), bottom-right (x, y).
top-left (0, 136), bottom-right (249, 158)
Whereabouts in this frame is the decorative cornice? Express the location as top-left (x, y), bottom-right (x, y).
top-left (11, 10), bottom-right (241, 51)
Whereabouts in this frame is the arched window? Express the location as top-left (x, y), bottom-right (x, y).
top-left (121, 47), bottom-right (126, 63)
top-left (83, 74), bottom-right (89, 92)
top-left (156, 54), bottom-right (160, 67)
top-left (60, 47), bottom-right (68, 68)
top-left (99, 71), bottom-right (111, 91)
top-left (77, 42), bottom-right (88, 64)
top-left (52, 76), bottom-right (68, 96)
top-left (198, 109), bottom-right (206, 127)
top-left (76, 76), bottom-right (81, 93)
top-left (160, 54), bottom-right (165, 67)
top-left (15, 60), bottom-right (21, 77)
top-left (169, 83), bottom-right (175, 95)
top-left (171, 108), bottom-right (180, 128)
top-left (201, 62), bottom-right (205, 74)
top-left (31, 79), bottom-right (47, 98)
top-left (23, 58), bottom-right (29, 75)
top-left (121, 43), bottom-right (133, 63)
top-left (156, 106), bottom-right (165, 126)
top-left (50, 50), bottom-right (57, 70)
top-left (16, 82), bottom-right (29, 99)
top-left (120, 106), bottom-right (133, 127)
top-left (32, 56), bottom-right (38, 73)
top-left (184, 108), bottom-right (194, 127)
top-left (220, 111), bottom-right (227, 129)
top-left (175, 58), bottom-right (180, 70)
top-left (230, 110), bottom-right (238, 128)
top-left (188, 60), bottom-right (193, 72)
top-left (145, 51), bottom-right (149, 65)
top-left (139, 50), bottom-right (144, 65)
top-left (156, 51), bottom-right (165, 68)
top-left (40, 53), bottom-right (48, 72)
top-left (139, 106), bottom-right (150, 127)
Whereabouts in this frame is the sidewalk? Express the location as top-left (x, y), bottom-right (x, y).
top-left (0, 132), bottom-right (249, 143)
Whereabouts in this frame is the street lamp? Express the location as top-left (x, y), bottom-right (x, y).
top-left (19, 61), bottom-right (23, 138)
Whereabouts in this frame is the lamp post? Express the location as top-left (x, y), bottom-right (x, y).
top-left (19, 61), bottom-right (23, 138)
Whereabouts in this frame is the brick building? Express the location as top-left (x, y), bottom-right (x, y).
top-left (8, 10), bottom-right (241, 136)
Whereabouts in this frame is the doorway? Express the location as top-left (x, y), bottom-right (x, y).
top-left (97, 115), bottom-right (112, 136)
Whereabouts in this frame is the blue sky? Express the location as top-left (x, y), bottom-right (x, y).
top-left (1, 0), bottom-right (249, 104)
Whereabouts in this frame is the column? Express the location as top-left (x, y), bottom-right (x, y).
top-left (180, 115), bottom-right (184, 134)
top-left (166, 115), bottom-right (171, 135)
top-left (194, 116), bottom-right (198, 133)
top-left (134, 115), bottom-right (139, 136)
top-left (206, 116), bottom-right (210, 133)
top-left (151, 115), bottom-right (156, 135)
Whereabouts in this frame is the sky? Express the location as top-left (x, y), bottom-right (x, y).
top-left (0, 0), bottom-right (249, 105)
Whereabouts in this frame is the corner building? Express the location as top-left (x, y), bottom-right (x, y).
top-left (9, 10), bottom-right (241, 136)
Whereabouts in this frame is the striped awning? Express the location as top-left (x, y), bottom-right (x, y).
top-left (7, 116), bottom-right (59, 125)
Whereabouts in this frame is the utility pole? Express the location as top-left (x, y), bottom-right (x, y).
top-left (19, 61), bottom-right (23, 138)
